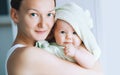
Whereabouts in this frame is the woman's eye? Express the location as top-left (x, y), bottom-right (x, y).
top-left (47, 13), bottom-right (53, 17)
top-left (73, 32), bottom-right (77, 35)
top-left (60, 31), bottom-right (65, 34)
top-left (31, 13), bottom-right (37, 17)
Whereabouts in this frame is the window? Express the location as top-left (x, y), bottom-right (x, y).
top-left (0, 0), bottom-right (10, 24)
top-left (0, 0), bottom-right (8, 16)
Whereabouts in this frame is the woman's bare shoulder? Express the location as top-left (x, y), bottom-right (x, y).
top-left (7, 46), bottom-right (55, 75)
top-left (7, 46), bottom-right (104, 75)
top-left (8, 46), bottom-right (48, 63)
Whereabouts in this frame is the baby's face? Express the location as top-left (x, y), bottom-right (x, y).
top-left (54, 19), bottom-right (82, 47)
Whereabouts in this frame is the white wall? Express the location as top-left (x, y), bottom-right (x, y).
top-left (0, 24), bottom-right (12, 75)
top-left (100, 0), bottom-right (120, 75)
top-left (0, 0), bottom-right (13, 75)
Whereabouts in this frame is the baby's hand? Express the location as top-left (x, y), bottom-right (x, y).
top-left (64, 44), bottom-right (77, 58)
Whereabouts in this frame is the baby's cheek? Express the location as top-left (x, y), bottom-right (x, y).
top-left (73, 41), bottom-right (79, 47)
top-left (74, 39), bottom-right (82, 46)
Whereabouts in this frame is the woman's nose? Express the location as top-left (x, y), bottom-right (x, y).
top-left (38, 16), bottom-right (46, 28)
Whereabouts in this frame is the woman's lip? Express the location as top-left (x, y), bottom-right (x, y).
top-left (35, 30), bottom-right (47, 34)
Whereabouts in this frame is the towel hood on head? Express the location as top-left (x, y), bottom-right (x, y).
top-left (55, 2), bottom-right (101, 60)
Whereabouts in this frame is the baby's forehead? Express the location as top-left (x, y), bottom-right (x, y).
top-left (55, 21), bottom-right (76, 31)
top-left (55, 19), bottom-right (71, 27)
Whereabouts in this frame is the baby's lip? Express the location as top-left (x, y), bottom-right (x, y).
top-left (64, 42), bottom-right (72, 44)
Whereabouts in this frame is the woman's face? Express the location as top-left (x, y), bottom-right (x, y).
top-left (12, 0), bottom-right (55, 41)
top-left (54, 20), bottom-right (82, 47)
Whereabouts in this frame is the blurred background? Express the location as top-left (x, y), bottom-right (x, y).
top-left (0, 0), bottom-right (120, 75)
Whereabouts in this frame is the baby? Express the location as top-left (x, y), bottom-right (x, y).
top-left (36, 2), bottom-right (101, 69)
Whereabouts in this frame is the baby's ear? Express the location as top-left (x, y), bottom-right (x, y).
top-left (10, 8), bottom-right (19, 24)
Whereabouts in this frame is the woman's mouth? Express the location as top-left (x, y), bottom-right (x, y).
top-left (35, 30), bottom-right (47, 34)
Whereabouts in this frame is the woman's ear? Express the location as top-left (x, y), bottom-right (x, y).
top-left (10, 8), bottom-right (19, 24)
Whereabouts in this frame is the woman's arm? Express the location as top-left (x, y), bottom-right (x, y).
top-left (7, 47), bottom-right (104, 75)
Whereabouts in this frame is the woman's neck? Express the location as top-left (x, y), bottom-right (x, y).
top-left (13, 34), bottom-right (35, 46)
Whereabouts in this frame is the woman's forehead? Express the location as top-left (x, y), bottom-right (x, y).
top-left (20, 0), bottom-right (55, 12)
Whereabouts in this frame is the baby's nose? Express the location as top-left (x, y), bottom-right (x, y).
top-left (66, 34), bottom-right (72, 40)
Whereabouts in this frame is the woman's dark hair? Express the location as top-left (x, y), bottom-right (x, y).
top-left (11, 0), bottom-right (56, 10)
top-left (11, 0), bottom-right (23, 10)
top-left (46, 22), bottom-right (57, 43)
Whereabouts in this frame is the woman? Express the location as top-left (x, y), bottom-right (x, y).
top-left (6, 0), bottom-right (104, 75)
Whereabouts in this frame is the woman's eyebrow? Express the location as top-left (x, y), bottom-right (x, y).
top-left (26, 8), bottom-right (55, 13)
top-left (26, 8), bottom-right (39, 12)
top-left (49, 8), bottom-right (55, 13)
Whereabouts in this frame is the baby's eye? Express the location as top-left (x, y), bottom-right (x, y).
top-left (60, 31), bottom-right (65, 34)
top-left (73, 32), bottom-right (77, 35)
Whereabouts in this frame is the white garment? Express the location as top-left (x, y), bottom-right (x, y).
top-left (5, 44), bottom-right (25, 75)
top-left (55, 2), bottom-right (101, 60)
